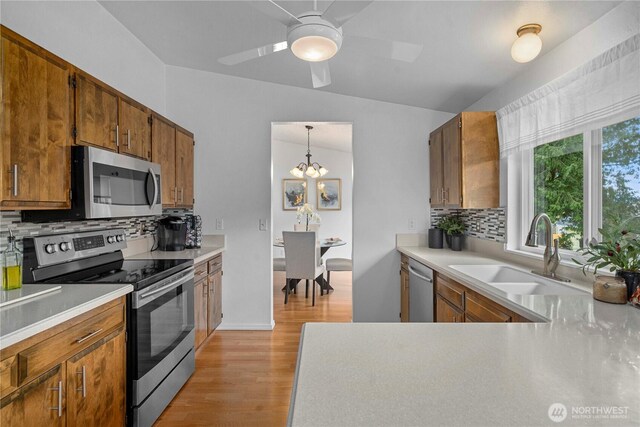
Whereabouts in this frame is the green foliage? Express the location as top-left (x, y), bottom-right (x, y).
top-left (573, 219), bottom-right (640, 275)
top-left (438, 215), bottom-right (466, 236)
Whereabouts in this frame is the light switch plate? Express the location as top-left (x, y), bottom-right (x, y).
top-left (259, 219), bottom-right (268, 231)
top-left (408, 218), bottom-right (416, 230)
top-left (216, 218), bottom-right (224, 230)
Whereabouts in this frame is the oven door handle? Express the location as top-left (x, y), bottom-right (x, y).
top-left (148, 167), bottom-right (158, 209)
top-left (134, 269), bottom-right (194, 308)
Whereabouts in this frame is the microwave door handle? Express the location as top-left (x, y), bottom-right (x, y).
top-left (148, 167), bottom-right (158, 209)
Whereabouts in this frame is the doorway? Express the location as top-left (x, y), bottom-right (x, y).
top-left (270, 122), bottom-right (353, 323)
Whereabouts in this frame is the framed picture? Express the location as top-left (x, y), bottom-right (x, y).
top-left (283, 179), bottom-right (307, 210)
top-left (317, 178), bottom-right (341, 210)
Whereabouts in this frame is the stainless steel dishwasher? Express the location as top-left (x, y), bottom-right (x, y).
top-left (408, 258), bottom-right (434, 322)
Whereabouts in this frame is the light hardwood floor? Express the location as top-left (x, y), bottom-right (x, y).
top-left (156, 271), bottom-right (352, 426)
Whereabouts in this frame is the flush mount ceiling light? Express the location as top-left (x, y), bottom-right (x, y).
top-left (511, 23), bottom-right (542, 63)
top-left (290, 125), bottom-right (328, 179)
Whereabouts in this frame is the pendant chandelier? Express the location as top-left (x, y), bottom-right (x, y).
top-left (289, 125), bottom-right (328, 178)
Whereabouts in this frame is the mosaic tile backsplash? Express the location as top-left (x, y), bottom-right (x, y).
top-left (430, 208), bottom-right (506, 243)
top-left (0, 208), bottom-right (192, 251)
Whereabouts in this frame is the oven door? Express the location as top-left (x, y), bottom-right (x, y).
top-left (130, 268), bottom-right (194, 405)
top-left (84, 146), bottom-right (162, 218)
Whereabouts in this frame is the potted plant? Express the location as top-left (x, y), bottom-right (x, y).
top-left (428, 218), bottom-right (444, 249)
top-left (296, 203), bottom-right (321, 232)
top-left (439, 214), bottom-right (466, 251)
top-left (573, 221), bottom-right (640, 303)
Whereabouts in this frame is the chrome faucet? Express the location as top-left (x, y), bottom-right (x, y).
top-left (525, 213), bottom-right (571, 282)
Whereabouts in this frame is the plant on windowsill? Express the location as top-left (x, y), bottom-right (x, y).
top-left (438, 214), bottom-right (466, 252)
top-left (573, 220), bottom-right (640, 305)
top-left (296, 203), bottom-right (321, 232)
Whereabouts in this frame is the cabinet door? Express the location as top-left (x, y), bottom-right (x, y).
top-left (194, 279), bottom-right (208, 349)
top-left (118, 98), bottom-right (150, 160)
top-left (66, 329), bottom-right (126, 426)
top-left (0, 364), bottom-right (65, 426)
top-left (75, 72), bottom-right (118, 151)
top-left (435, 294), bottom-right (464, 323)
top-left (465, 293), bottom-right (511, 323)
top-left (429, 129), bottom-right (444, 207)
top-left (442, 116), bottom-right (462, 208)
top-left (151, 115), bottom-right (177, 206)
top-left (175, 129), bottom-right (194, 208)
top-left (400, 267), bottom-right (410, 322)
top-left (208, 271), bottom-right (222, 334)
top-left (1, 32), bottom-right (71, 209)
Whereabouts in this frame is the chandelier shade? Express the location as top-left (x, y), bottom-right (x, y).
top-left (290, 125), bottom-right (328, 179)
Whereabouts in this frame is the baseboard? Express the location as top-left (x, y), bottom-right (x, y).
top-left (216, 321), bottom-right (275, 331)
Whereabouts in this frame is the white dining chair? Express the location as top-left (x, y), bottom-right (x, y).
top-left (283, 231), bottom-right (326, 306)
top-left (325, 258), bottom-right (353, 288)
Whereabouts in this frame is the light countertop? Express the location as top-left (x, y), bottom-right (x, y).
top-left (126, 245), bottom-right (224, 265)
top-left (0, 283), bottom-right (132, 350)
top-left (289, 247), bottom-right (640, 426)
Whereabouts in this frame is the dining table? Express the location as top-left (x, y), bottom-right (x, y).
top-left (274, 238), bottom-right (347, 293)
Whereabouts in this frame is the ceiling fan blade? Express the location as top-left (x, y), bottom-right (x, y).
top-left (249, 0), bottom-right (302, 27)
top-left (218, 41), bottom-right (288, 66)
top-left (310, 61), bottom-right (331, 88)
top-left (321, 0), bottom-right (373, 27)
top-left (344, 35), bottom-right (423, 63)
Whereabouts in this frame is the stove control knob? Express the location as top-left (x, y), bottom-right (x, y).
top-left (116, 234), bottom-right (125, 242)
top-left (107, 236), bottom-right (116, 244)
top-left (44, 244), bottom-right (57, 254)
top-left (59, 242), bottom-right (71, 252)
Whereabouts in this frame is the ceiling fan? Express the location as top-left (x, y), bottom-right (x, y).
top-left (218, 0), bottom-right (423, 89)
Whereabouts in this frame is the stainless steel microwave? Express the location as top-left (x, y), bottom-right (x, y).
top-left (23, 146), bottom-right (162, 222)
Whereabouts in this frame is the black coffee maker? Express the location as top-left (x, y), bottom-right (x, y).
top-left (157, 216), bottom-right (187, 251)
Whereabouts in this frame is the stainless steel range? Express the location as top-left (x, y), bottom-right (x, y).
top-left (22, 228), bottom-right (194, 427)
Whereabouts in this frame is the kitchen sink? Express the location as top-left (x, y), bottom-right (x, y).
top-left (448, 264), bottom-right (587, 296)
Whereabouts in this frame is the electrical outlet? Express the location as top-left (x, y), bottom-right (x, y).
top-left (475, 219), bottom-right (481, 232)
top-left (408, 218), bottom-right (416, 230)
top-left (259, 219), bottom-right (268, 231)
top-left (216, 218), bottom-right (224, 230)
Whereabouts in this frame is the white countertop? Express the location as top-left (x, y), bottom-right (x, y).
top-left (0, 283), bottom-right (132, 350)
top-left (126, 245), bottom-right (224, 265)
top-left (289, 247), bottom-right (640, 426)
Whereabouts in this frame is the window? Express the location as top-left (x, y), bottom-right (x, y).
top-left (510, 116), bottom-right (640, 257)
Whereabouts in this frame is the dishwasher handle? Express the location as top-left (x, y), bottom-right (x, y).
top-left (409, 265), bottom-right (433, 283)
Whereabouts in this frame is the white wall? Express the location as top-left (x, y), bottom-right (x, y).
top-left (165, 66), bottom-right (453, 327)
top-left (1, 1), bottom-right (166, 114)
top-left (272, 139), bottom-right (353, 260)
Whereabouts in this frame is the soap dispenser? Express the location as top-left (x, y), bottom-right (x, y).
top-left (2, 229), bottom-right (22, 290)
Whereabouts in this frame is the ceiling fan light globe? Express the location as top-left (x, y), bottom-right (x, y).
top-left (511, 32), bottom-right (542, 63)
top-left (287, 17), bottom-right (343, 63)
top-left (291, 36), bottom-right (338, 62)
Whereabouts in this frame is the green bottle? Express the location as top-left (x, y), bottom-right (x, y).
top-left (2, 230), bottom-right (22, 290)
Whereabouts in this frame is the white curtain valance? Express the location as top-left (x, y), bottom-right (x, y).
top-left (497, 33), bottom-right (640, 158)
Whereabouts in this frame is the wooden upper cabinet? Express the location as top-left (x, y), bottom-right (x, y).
top-left (119, 97), bottom-right (151, 160)
top-left (65, 330), bottom-right (126, 426)
top-left (429, 112), bottom-right (499, 209)
top-left (75, 72), bottom-right (118, 151)
top-left (151, 114), bottom-right (177, 206)
top-left (175, 128), bottom-right (194, 208)
top-left (1, 27), bottom-right (71, 210)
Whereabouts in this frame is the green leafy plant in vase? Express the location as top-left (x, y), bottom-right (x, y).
top-left (573, 220), bottom-right (640, 304)
top-left (438, 214), bottom-right (466, 251)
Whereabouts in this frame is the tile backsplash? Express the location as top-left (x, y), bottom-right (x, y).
top-left (430, 208), bottom-right (506, 243)
top-left (0, 208), bottom-right (192, 251)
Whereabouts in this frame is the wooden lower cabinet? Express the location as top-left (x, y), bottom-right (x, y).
top-left (194, 279), bottom-right (208, 349)
top-left (435, 294), bottom-right (464, 323)
top-left (400, 255), bottom-right (410, 322)
top-left (194, 254), bottom-right (223, 349)
top-left (0, 298), bottom-right (126, 426)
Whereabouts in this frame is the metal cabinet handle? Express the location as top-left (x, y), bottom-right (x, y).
top-left (174, 187), bottom-right (178, 203)
top-left (76, 328), bottom-right (103, 344)
top-left (116, 125), bottom-right (119, 147)
top-left (440, 188), bottom-right (445, 203)
top-left (178, 188), bottom-right (184, 203)
top-left (127, 129), bottom-right (131, 149)
top-left (202, 284), bottom-right (207, 297)
top-left (49, 380), bottom-right (63, 417)
top-left (77, 366), bottom-right (86, 398)
top-left (12, 164), bottom-right (18, 196)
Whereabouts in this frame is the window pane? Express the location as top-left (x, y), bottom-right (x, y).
top-left (533, 135), bottom-right (584, 251)
top-left (602, 117), bottom-right (640, 236)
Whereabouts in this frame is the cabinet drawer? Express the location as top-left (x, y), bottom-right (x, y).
top-left (194, 261), bottom-right (208, 281)
top-left (208, 255), bottom-right (222, 273)
top-left (436, 275), bottom-right (465, 310)
top-left (0, 355), bottom-right (17, 398)
top-left (465, 293), bottom-right (511, 323)
top-left (16, 304), bottom-right (124, 385)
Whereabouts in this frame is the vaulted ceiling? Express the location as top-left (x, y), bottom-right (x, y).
top-left (101, 1), bottom-right (619, 112)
